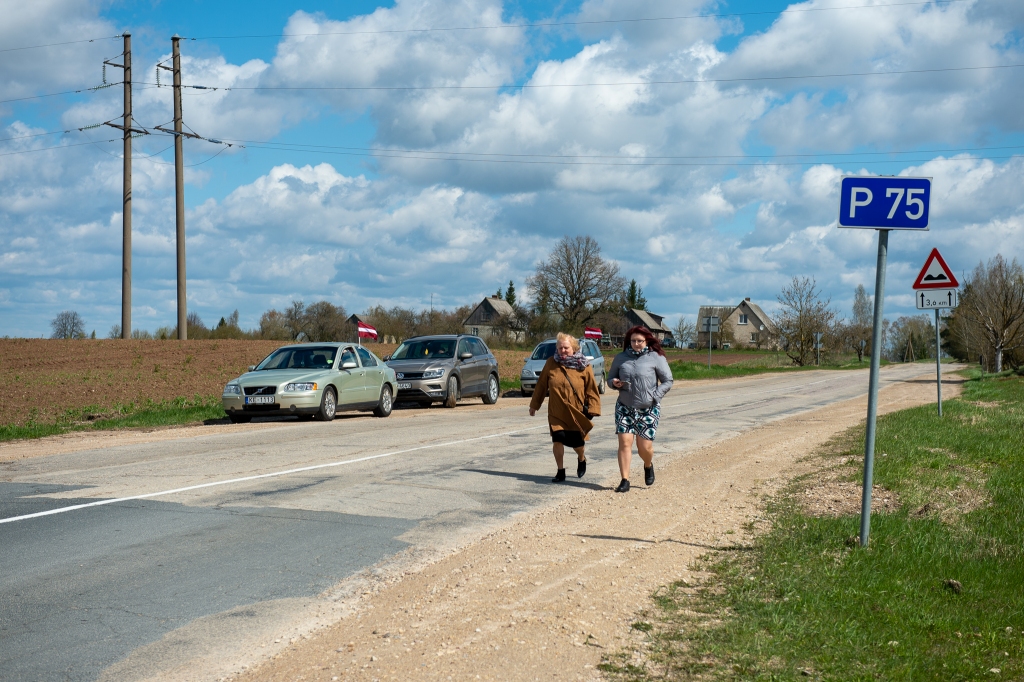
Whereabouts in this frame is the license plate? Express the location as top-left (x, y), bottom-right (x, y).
top-left (245, 395), bottom-right (275, 405)
top-left (397, 383), bottom-right (411, 390)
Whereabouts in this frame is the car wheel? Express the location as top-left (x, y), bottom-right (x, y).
top-left (443, 375), bottom-right (460, 408)
top-left (482, 374), bottom-right (500, 404)
top-left (598, 375), bottom-right (606, 394)
top-left (316, 387), bottom-right (337, 421)
top-left (374, 385), bottom-right (394, 418)
top-left (228, 414), bottom-right (251, 424)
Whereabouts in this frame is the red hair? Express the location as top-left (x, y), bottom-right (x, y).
top-left (623, 325), bottom-right (665, 356)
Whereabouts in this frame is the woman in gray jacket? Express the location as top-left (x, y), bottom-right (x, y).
top-left (607, 325), bottom-right (673, 492)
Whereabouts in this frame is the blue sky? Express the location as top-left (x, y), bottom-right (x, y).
top-left (2, 0), bottom-right (1023, 337)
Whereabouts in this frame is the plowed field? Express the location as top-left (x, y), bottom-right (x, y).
top-left (0, 340), bottom-right (763, 426)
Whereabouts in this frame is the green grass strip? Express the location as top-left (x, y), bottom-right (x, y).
top-left (0, 396), bottom-right (225, 443)
top-left (603, 373), bottom-right (1024, 681)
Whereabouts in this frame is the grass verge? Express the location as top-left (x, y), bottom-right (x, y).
top-left (603, 372), bottom-right (1024, 680)
top-left (0, 396), bottom-right (225, 443)
top-left (670, 355), bottom-right (885, 381)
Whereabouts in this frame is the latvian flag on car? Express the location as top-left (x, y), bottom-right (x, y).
top-left (357, 321), bottom-right (378, 339)
top-left (584, 327), bottom-right (602, 340)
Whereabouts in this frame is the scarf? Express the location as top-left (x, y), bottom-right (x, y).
top-left (554, 351), bottom-right (590, 370)
top-left (626, 346), bottom-right (650, 358)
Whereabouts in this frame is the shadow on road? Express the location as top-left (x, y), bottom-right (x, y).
top-left (461, 468), bottom-right (608, 491)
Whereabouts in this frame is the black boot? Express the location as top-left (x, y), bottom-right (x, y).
top-left (645, 464), bottom-right (655, 486)
top-left (615, 478), bottom-right (630, 493)
top-left (577, 458), bottom-right (587, 478)
top-left (552, 468), bottom-right (566, 483)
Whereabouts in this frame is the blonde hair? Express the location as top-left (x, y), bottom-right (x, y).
top-left (556, 332), bottom-right (580, 353)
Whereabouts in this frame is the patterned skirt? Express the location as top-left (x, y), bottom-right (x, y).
top-left (614, 402), bottom-right (661, 441)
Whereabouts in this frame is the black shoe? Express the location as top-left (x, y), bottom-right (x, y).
top-left (645, 464), bottom-right (655, 486)
top-left (577, 458), bottom-right (587, 478)
top-left (615, 478), bottom-right (630, 493)
top-left (552, 468), bottom-right (566, 483)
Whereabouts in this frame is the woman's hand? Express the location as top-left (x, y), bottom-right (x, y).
top-left (611, 378), bottom-right (623, 388)
top-left (529, 408), bottom-right (537, 417)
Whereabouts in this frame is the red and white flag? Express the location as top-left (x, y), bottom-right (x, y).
top-left (357, 321), bottom-right (378, 339)
top-left (584, 327), bottom-right (602, 339)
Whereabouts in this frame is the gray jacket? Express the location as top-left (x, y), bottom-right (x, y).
top-left (608, 350), bottom-right (673, 409)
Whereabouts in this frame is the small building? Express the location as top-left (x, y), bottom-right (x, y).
top-left (625, 308), bottom-right (673, 342)
top-left (463, 296), bottom-right (525, 342)
top-left (697, 298), bottom-right (776, 349)
top-left (606, 308), bottom-right (674, 347)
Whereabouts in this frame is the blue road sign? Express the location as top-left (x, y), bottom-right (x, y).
top-left (838, 176), bottom-right (931, 230)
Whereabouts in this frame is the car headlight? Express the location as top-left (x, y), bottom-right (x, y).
top-left (284, 382), bottom-right (317, 392)
top-left (223, 383), bottom-right (241, 395)
top-left (521, 369), bottom-right (534, 378)
top-left (421, 369), bottom-right (445, 379)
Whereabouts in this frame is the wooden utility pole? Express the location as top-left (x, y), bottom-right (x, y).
top-left (103, 33), bottom-right (134, 338)
top-left (172, 35), bottom-right (187, 340)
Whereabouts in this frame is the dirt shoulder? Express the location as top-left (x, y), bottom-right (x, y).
top-left (226, 372), bottom-right (962, 682)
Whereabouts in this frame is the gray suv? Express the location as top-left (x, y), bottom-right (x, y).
top-left (520, 338), bottom-right (606, 397)
top-left (385, 335), bottom-right (501, 408)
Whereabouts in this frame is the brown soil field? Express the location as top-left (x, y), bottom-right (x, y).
top-left (0, 340), bottom-right (532, 426)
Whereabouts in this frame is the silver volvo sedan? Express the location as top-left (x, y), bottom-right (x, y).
top-left (222, 343), bottom-right (397, 423)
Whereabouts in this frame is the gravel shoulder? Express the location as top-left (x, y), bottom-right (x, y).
top-left (225, 371), bottom-right (963, 682)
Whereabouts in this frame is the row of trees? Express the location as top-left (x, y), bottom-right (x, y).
top-left (769, 254), bottom-right (1024, 370)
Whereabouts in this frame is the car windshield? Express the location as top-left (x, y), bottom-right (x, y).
top-left (531, 342), bottom-right (556, 361)
top-left (391, 339), bottom-right (456, 360)
top-left (255, 346), bottom-right (338, 370)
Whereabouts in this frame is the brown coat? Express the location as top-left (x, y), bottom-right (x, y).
top-left (529, 357), bottom-right (602, 438)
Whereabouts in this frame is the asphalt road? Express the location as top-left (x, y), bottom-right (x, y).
top-left (0, 363), bottom-right (938, 681)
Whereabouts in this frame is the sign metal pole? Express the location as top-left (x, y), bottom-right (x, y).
top-left (708, 321), bottom-right (712, 370)
top-left (859, 229), bottom-right (889, 547)
top-left (935, 308), bottom-right (942, 416)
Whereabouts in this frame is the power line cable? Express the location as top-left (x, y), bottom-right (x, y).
top-left (0, 82), bottom-right (123, 105)
top-left (233, 141), bottom-right (1023, 167)
top-left (136, 63), bottom-right (1024, 94)
top-left (11, 60), bottom-right (1018, 107)
top-left (187, 0), bottom-right (968, 40)
top-left (216, 138), bottom-right (1024, 161)
top-left (0, 35), bottom-right (121, 54)
top-left (0, 139), bottom-right (118, 158)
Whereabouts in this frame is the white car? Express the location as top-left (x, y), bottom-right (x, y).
top-left (519, 338), bottom-right (606, 397)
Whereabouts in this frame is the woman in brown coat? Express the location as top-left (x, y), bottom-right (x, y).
top-left (528, 332), bottom-right (602, 482)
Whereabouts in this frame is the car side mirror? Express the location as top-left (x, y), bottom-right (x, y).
top-left (460, 352), bottom-right (473, 360)
top-left (341, 361), bottom-right (358, 369)
top-left (383, 354), bottom-right (391, 361)
top-left (523, 357), bottom-right (529, 363)
top-left (248, 365), bottom-right (256, 372)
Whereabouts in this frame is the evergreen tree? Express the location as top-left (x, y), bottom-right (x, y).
top-left (504, 280), bottom-right (517, 307)
top-left (624, 279), bottom-right (648, 311)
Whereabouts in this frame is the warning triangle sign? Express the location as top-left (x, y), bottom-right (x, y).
top-left (913, 248), bottom-right (959, 289)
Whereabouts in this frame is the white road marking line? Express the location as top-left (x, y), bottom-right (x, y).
top-left (0, 425), bottom-right (549, 525)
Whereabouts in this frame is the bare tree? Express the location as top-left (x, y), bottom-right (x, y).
top-left (527, 235), bottom-right (625, 329)
top-left (957, 255), bottom-right (1024, 372)
top-left (51, 311), bottom-right (86, 339)
top-left (884, 315), bottom-right (934, 362)
top-left (284, 301), bottom-right (308, 341)
top-left (258, 310), bottom-right (292, 340)
top-left (775, 277), bottom-right (837, 366)
top-left (673, 316), bottom-right (696, 347)
top-left (850, 284), bottom-right (873, 361)
top-left (304, 301), bottom-right (347, 342)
